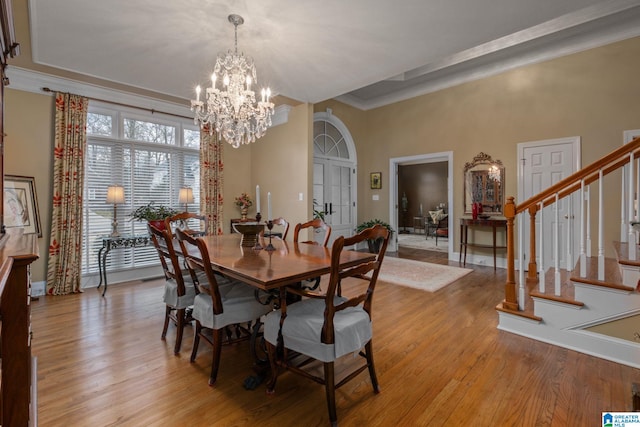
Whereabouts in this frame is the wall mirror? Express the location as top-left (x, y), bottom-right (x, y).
top-left (464, 152), bottom-right (504, 215)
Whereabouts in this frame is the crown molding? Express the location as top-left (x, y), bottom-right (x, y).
top-left (5, 66), bottom-right (291, 126)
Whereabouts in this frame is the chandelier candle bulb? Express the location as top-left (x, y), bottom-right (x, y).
top-left (195, 85), bottom-right (201, 102)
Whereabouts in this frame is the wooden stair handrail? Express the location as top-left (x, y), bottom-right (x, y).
top-left (503, 136), bottom-right (640, 312)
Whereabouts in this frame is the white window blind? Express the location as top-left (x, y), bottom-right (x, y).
top-left (81, 103), bottom-right (200, 278)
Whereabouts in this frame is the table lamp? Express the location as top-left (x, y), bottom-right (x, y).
top-left (179, 187), bottom-right (194, 212)
top-left (106, 185), bottom-right (125, 237)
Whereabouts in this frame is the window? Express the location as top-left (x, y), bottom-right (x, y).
top-left (82, 103), bottom-right (200, 279)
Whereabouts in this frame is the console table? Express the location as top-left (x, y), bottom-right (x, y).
top-left (459, 217), bottom-right (507, 270)
top-left (97, 234), bottom-right (151, 296)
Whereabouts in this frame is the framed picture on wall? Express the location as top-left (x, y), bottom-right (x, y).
top-left (4, 175), bottom-right (42, 236)
top-left (370, 172), bottom-right (382, 189)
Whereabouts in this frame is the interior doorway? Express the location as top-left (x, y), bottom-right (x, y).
top-left (389, 151), bottom-right (454, 260)
top-left (313, 110), bottom-right (357, 245)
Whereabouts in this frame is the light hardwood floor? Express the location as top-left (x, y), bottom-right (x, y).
top-left (31, 248), bottom-right (640, 426)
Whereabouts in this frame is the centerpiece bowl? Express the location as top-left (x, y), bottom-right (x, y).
top-left (232, 223), bottom-right (264, 247)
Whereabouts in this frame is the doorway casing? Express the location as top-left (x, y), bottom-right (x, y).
top-left (389, 151), bottom-right (454, 260)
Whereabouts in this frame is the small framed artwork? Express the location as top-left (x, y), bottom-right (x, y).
top-left (4, 175), bottom-right (42, 237)
top-left (370, 172), bottom-right (382, 189)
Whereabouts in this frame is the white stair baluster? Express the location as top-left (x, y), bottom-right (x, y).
top-left (580, 180), bottom-right (586, 277)
top-left (538, 202), bottom-right (545, 292)
top-left (598, 169), bottom-right (605, 281)
top-left (586, 186), bottom-right (592, 258)
top-left (621, 163), bottom-right (628, 242)
top-left (566, 193), bottom-right (573, 272)
top-left (554, 193), bottom-right (561, 295)
top-left (629, 152), bottom-right (636, 259)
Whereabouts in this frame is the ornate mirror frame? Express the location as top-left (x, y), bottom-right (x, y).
top-left (463, 152), bottom-right (504, 215)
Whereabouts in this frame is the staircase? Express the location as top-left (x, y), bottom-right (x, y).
top-left (496, 137), bottom-right (640, 369)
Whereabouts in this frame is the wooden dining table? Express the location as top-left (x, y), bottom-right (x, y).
top-left (194, 233), bottom-right (375, 290)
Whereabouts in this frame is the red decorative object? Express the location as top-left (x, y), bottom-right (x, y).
top-left (148, 220), bottom-right (165, 231)
top-left (472, 203), bottom-right (478, 220)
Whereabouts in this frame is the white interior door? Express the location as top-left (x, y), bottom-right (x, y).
top-left (519, 137), bottom-right (581, 272)
top-left (314, 160), bottom-right (354, 245)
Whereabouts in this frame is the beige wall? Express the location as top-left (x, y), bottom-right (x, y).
top-left (317, 36), bottom-right (640, 254)
top-left (249, 103), bottom-right (313, 234)
top-left (5, 35), bottom-right (640, 282)
top-left (4, 89), bottom-right (53, 282)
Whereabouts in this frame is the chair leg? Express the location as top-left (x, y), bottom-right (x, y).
top-left (365, 340), bottom-right (380, 393)
top-left (324, 362), bottom-right (338, 427)
top-left (161, 305), bottom-right (171, 340)
top-left (208, 328), bottom-right (223, 386)
top-left (190, 321), bottom-right (202, 363)
top-left (265, 341), bottom-right (279, 394)
top-left (174, 308), bottom-right (185, 355)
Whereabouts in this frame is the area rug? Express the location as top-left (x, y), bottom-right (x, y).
top-left (397, 233), bottom-right (448, 253)
top-left (374, 256), bottom-right (472, 292)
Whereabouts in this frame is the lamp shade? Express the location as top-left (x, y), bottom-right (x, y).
top-left (179, 187), bottom-right (194, 204)
top-left (106, 185), bottom-right (125, 204)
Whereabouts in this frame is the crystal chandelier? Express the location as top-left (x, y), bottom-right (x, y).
top-left (191, 14), bottom-right (274, 148)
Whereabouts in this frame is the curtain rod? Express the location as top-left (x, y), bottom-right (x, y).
top-left (40, 87), bottom-right (194, 121)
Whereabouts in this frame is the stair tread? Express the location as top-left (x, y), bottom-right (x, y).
top-left (612, 241), bottom-right (640, 267)
top-left (513, 255), bottom-right (633, 317)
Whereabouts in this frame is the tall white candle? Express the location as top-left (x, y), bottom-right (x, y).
top-left (267, 192), bottom-right (272, 220)
top-left (256, 185), bottom-right (261, 213)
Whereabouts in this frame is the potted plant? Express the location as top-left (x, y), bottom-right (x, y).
top-left (356, 219), bottom-right (394, 253)
top-left (129, 202), bottom-right (179, 230)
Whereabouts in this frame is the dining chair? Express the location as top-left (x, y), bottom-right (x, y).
top-left (293, 218), bottom-right (332, 290)
top-left (264, 224), bottom-right (390, 426)
top-left (293, 218), bottom-right (332, 247)
top-left (148, 223), bottom-right (197, 355)
top-left (263, 217), bottom-right (289, 240)
top-left (165, 212), bottom-right (208, 237)
top-left (435, 215), bottom-right (448, 246)
top-left (174, 228), bottom-right (272, 386)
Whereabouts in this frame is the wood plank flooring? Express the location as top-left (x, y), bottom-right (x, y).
top-left (30, 248), bottom-right (640, 426)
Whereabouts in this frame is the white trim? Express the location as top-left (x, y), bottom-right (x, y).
top-left (335, 2), bottom-right (640, 110)
top-left (389, 151), bottom-right (453, 260)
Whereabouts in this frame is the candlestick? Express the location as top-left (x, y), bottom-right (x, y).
top-left (256, 185), bottom-right (261, 214)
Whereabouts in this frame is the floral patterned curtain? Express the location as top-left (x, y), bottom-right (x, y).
top-left (46, 92), bottom-right (88, 295)
top-left (200, 125), bottom-right (224, 235)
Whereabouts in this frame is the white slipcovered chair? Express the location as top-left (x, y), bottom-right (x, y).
top-left (264, 224), bottom-right (390, 426)
top-left (175, 228), bottom-right (272, 386)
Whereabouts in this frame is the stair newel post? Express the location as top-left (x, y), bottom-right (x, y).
top-left (503, 196), bottom-right (518, 310)
top-left (527, 205), bottom-right (538, 283)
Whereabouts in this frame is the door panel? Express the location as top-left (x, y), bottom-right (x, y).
top-left (521, 138), bottom-right (580, 272)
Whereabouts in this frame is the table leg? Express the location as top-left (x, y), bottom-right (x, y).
top-left (97, 246), bottom-right (105, 290)
top-left (101, 248), bottom-right (111, 296)
top-left (459, 223), bottom-right (463, 264)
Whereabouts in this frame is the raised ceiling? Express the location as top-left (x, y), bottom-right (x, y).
top-left (27, 0), bottom-right (640, 110)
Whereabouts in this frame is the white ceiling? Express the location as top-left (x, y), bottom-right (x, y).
top-left (27, 0), bottom-right (640, 110)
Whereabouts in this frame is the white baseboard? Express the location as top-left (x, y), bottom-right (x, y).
top-left (32, 280), bottom-right (45, 297)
